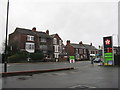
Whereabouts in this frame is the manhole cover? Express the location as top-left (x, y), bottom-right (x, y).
top-left (69, 85), bottom-right (96, 88)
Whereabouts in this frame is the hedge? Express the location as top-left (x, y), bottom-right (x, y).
top-left (8, 53), bottom-right (27, 63)
top-left (29, 53), bottom-right (44, 62)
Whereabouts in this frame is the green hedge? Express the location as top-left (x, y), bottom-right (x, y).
top-left (29, 53), bottom-right (44, 62)
top-left (7, 52), bottom-right (44, 63)
top-left (8, 53), bottom-right (27, 63)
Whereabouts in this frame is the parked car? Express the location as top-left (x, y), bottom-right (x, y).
top-left (93, 58), bottom-right (101, 63)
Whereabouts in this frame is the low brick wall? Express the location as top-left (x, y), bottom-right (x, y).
top-left (1, 67), bottom-right (74, 77)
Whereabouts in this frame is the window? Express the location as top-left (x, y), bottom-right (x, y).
top-left (27, 35), bottom-right (34, 41)
top-left (25, 43), bottom-right (35, 53)
top-left (59, 46), bottom-right (62, 53)
top-left (54, 45), bottom-right (59, 52)
top-left (59, 40), bottom-right (62, 45)
top-left (53, 38), bottom-right (57, 44)
top-left (76, 49), bottom-right (78, 54)
top-left (79, 49), bottom-right (83, 54)
top-left (54, 53), bottom-right (59, 58)
top-left (43, 51), bottom-right (47, 53)
top-left (84, 49), bottom-right (86, 53)
top-left (40, 45), bottom-right (47, 50)
top-left (41, 38), bottom-right (46, 42)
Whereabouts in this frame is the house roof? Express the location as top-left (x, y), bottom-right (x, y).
top-left (70, 43), bottom-right (97, 50)
top-left (50, 34), bottom-right (56, 37)
top-left (83, 44), bottom-right (97, 50)
top-left (14, 27), bottom-right (52, 38)
top-left (36, 32), bottom-right (52, 38)
top-left (50, 33), bottom-right (62, 40)
top-left (70, 43), bottom-right (85, 49)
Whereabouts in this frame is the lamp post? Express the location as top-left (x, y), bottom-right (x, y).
top-left (4, 0), bottom-right (9, 72)
top-left (112, 34), bottom-right (119, 66)
top-left (112, 34), bottom-right (119, 47)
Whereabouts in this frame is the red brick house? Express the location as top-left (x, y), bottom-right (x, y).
top-left (65, 40), bottom-right (98, 60)
top-left (65, 40), bottom-right (87, 60)
top-left (9, 27), bottom-right (53, 58)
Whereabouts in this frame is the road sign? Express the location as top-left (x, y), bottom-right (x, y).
top-left (69, 56), bottom-right (75, 63)
top-left (103, 36), bottom-right (113, 65)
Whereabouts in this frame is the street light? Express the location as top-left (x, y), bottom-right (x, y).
top-left (112, 34), bottom-right (119, 46)
top-left (112, 34), bottom-right (119, 65)
top-left (4, 0), bottom-right (9, 72)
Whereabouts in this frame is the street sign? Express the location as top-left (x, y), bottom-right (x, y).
top-left (103, 36), bottom-right (113, 65)
top-left (69, 56), bottom-right (75, 63)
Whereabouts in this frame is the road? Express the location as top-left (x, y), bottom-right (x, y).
top-left (1, 61), bottom-right (119, 88)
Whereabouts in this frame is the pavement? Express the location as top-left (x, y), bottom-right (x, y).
top-left (1, 61), bottom-right (119, 88)
top-left (1, 61), bottom-right (76, 77)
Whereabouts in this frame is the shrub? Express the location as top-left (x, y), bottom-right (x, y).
top-left (29, 53), bottom-right (44, 62)
top-left (8, 53), bottom-right (27, 63)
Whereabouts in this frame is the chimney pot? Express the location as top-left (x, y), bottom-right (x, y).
top-left (79, 41), bottom-right (83, 44)
top-left (90, 43), bottom-right (92, 46)
top-left (66, 40), bottom-right (70, 45)
top-left (32, 27), bottom-right (36, 32)
top-left (46, 30), bottom-right (49, 35)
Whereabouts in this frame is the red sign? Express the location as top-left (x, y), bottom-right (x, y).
top-left (105, 39), bottom-right (110, 45)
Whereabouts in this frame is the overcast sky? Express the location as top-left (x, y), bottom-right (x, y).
top-left (0, 0), bottom-right (119, 53)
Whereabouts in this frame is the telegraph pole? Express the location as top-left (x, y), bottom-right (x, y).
top-left (4, 0), bottom-right (9, 72)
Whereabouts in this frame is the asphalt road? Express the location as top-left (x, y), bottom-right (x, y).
top-left (1, 61), bottom-right (119, 88)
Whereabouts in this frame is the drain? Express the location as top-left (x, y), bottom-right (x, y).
top-left (69, 85), bottom-right (96, 88)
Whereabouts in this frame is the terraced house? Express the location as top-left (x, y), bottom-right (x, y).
top-left (65, 40), bottom-right (98, 60)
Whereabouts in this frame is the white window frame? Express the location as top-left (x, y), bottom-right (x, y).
top-left (59, 40), bottom-right (62, 45)
top-left (25, 42), bottom-right (35, 53)
top-left (27, 35), bottom-right (34, 41)
top-left (53, 38), bottom-right (57, 44)
top-left (39, 45), bottom-right (47, 50)
top-left (76, 49), bottom-right (78, 54)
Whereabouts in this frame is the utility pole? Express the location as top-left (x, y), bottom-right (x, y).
top-left (4, 0), bottom-right (9, 72)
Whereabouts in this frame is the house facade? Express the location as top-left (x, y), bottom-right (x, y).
top-left (81, 42), bottom-right (98, 60)
top-left (9, 27), bottom-right (98, 61)
top-left (9, 27), bottom-right (53, 58)
top-left (50, 34), bottom-right (64, 62)
top-left (65, 40), bottom-right (87, 60)
top-left (65, 40), bottom-right (98, 60)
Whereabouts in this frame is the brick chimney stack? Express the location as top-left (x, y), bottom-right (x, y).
top-left (66, 40), bottom-right (70, 45)
top-left (90, 43), bottom-right (92, 46)
top-left (79, 41), bottom-right (83, 44)
top-left (46, 30), bottom-right (49, 35)
top-left (32, 27), bottom-right (36, 32)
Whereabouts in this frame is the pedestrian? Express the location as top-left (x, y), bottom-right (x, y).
top-left (91, 57), bottom-right (94, 64)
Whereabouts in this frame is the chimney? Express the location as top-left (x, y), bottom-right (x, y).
top-left (66, 40), bottom-right (70, 45)
top-left (46, 30), bottom-right (49, 35)
top-left (99, 45), bottom-right (101, 49)
top-left (90, 43), bottom-right (92, 46)
top-left (79, 41), bottom-right (83, 44)
top-left (32, 27), bottom-right (36, 32)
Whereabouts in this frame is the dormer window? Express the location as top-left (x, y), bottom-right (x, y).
top-left (27, 35), bottom-right (34, 41)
